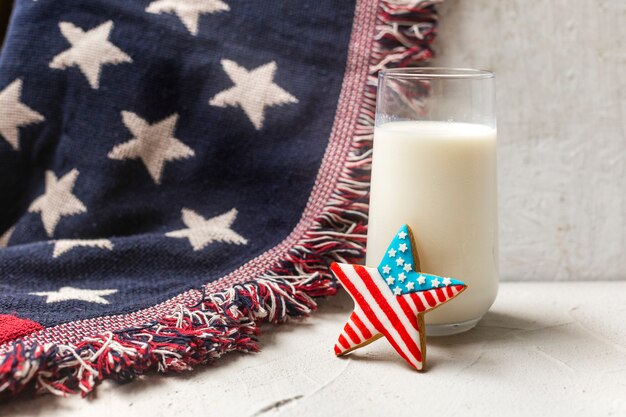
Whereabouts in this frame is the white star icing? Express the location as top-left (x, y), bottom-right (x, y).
top-left (0, 79), bottom-right (45, 150)
top-left (403, 263), bottom-right (412, 272)
top-left (393, 286), bottom-right (402, 296)
top-left (49, 21), bottom-right (132, 89)
top-left (382, 265), bottom-right (391, 274)
top-left (406, 281), bottom-right (415, 291)
top-left (166, 208), bottom-right (247, 251)
top-left (108, 112), bottom-right (195, 184)
top-left (417, 275), bottom-right (426, 285)
top-left (146, 0), bottom-right (230, 35)
top-left (442, 277), bottom-right (452, 286)
top-left (52, 239), bottom-right (113, 258)
top-left (398, 243), bottom-right (408, 253)
top-left (209, 59), bottom-right (298, 130)
top-left (30, 286), bottom-right (117, 304)
top-left (431, 278), bottom-right (440, 287)
top-left (398, 272), bottom-right (406, 282)
top-left (398, 231), bottom-right (407, 239)
top-left (387, 248), bottom-right (396, 257)
top-left (386, 276), bottom-right (395, 285)
top-left (395, 257), bottom-right (404, 266)
top-left (0, 226), bottom-right (15, 248)
top-left (28, 169), bottom-right (87, 237)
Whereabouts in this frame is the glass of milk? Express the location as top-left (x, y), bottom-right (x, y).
top-left (367, 68), bottom-right (498, 336)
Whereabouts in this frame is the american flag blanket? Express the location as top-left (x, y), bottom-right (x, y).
top-left (0, 0), bottom-right (439, 397)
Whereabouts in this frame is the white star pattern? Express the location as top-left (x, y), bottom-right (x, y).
top-left (406, 281), bottom-right (415, 290)
top-left (393, 287), bottom-right (402, 296)
top-left (0, 79), bottom-right (45, 150)
top-left (108, 112), bottom-right (195, 184)
top-left (0, 226), bottom-right (15, 248)
top-left (52, 239), bottom-right (113, 258)
top-left (28, 169), bottom-right (87, 237)
top-left (209, 59), bottom-right (298, 130)
top-left (49, 21), bottom-right (132, 89)
top-left (166, 208), bottom-right (247, 251)
top-left (30, 287), bottom-right (118, 304)
top-left (146, 0), bottom-right (230, 35)
top-left (386, 276), bottom-right (395, 285)
top-left (431, 278), bottom-right (440, 287)
top-left (377, 225), bottom-right (463, 296)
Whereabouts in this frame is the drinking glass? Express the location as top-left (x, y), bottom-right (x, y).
top-left (366, 68), bottom-right (498, 336)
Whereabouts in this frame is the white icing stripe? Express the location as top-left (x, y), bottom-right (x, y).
top-left (350, 307), bottom-right (369, 341)
top-left (395, 292), bottom-right (421, 325)
top-left (337, 332), bottom-right (351, 352)
top-left (406, 294), bottom-right (422, 314)
top-left (346, 322), bottom-right (361, 344)
top-left (341, 324), bottom-right (359, 347)
top-left (409, 285), bottom-right (464, 313)
top-left (426, 288), bottom-right (445, 308)
top-left (415, 291), bottom-right (431, 311)
top-left (339, 329), bottom-right (349, 346)
top-left (355, 309), bottom-right (382, 342)
top-left (431, 288), bottom-right (448, 307)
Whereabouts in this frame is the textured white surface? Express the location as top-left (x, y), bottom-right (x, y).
top-left (3, 282), bottom-right (626, 417)
top-left (433, 0), bottom-right (626, 280)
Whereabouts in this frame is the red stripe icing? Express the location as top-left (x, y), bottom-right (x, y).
top-left (423, 290), bottom-right (437, 307)
top-left (344, 323), bottom-right (361, 344)
top-left (409, 293), bottom-right (426, 312)
top-left (351, 312), bottom-right (373, 339)
top-left (446, 286), bottom-right (454, 297)
top-left (396, 296), bottom-right (419, 331)
top-left (338, 334), bottom-right (351, 350)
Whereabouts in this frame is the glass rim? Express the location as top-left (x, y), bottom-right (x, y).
top-left (380, 67), bottom-right (494, 80)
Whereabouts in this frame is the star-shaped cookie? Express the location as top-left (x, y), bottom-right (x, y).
top-left (330, 224), bottom-right (467, 370)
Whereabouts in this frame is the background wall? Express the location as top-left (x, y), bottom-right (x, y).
top-left (433, 0), bottom-right (625, 280)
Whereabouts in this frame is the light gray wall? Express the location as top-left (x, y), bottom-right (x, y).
top-left (433, 0), bottom-right (625, 280)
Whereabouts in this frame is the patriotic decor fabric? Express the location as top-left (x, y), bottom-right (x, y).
top-left (332, 225), bottom-right (466, 370)
top-left (0, 0), bottom-right (441, 397)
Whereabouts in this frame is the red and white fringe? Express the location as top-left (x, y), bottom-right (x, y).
top-left (0, 0), bottom-right (440, 399)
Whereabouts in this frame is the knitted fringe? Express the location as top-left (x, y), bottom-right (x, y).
top-left (0, 0), bottom-right (439, 399)
top-left (0, 276), bottom-right (329, 398)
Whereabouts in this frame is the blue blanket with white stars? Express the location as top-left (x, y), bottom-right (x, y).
top-left (0, 0), bottom-right (355, 332)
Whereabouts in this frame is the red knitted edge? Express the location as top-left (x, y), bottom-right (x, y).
top-left (0, 316), bottom-right (43, 346)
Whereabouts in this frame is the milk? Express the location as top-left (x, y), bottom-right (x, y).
top-left (366, 121), bottom-right (498, 328)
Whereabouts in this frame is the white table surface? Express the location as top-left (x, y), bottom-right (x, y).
top-left (2, 282), bottom-right (626, 416)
